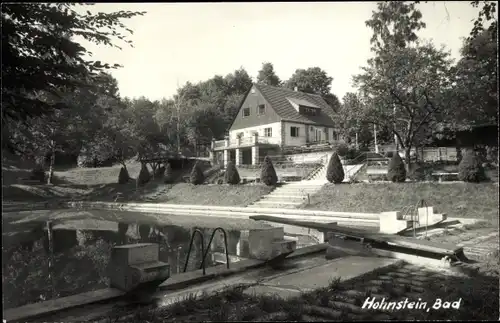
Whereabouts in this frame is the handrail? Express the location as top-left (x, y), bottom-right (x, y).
top-left (183, 227), bottom-right (231, 276)
top-left (401, 199), bottom-right (429, 237)
top-left (199, 227), bottom-right (230, 270)
top-left (305, 153), bottom-right (328, 180)
top-left (183, 229), bottom-right (206, 275)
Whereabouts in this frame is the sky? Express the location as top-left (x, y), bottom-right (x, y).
top-left (79, 2), bottom-right (487, 102)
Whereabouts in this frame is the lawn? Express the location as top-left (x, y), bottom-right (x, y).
top-left (104, 259), bottom-right (499, 322)
top-left (301, 183), bottom-right (499, 224)
top-left (2, 156), bottom-right (274, 207)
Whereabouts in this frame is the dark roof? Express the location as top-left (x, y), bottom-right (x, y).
top-left (253, 84), bottom-right (336, 127)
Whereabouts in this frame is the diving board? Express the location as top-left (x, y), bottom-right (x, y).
top-left (249, 215), bottom-right (463, 256)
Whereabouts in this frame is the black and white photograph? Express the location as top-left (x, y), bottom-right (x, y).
top-left (2, 1), bottom-right (498, 322)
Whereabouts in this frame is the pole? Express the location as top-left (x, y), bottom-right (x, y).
top-left (374, 124), bottom-right (379, 153)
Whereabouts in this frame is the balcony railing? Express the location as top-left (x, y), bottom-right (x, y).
top-left (212, 136), bottom-right (281, 149)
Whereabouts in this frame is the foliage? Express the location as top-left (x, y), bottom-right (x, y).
top-left (458, 149), bottom-right (487, 182)
top-left (447, 26), bottom-right (498, 131)
top-left (1, 3), bottom-right (145, 126)
top-left (190, 161), bottom-right (205, 185)
top-left (332, 142), bottom-right (349, 157)
top-left (30, 164), bottom-right (46, 183)
top-left (257, 62), bottom-right (282, 86)
top-left (326, 153), bottom-right (345, 184)
top-left (260, 156), bottom-right (278, 186)
top-left (224, 161), bottom-right (241, 185)
top-left (164, 163), bottom-right (174, 184)
top-left (137, 164), bottom-right (151, 186)
top-left (387, 152), bottom-right (407, 182)
top-left (353, 35), bottom-right (454, 167)
top-left (365, 2), bottom-right (426, 52)
top-left (118, 167), bottom-right (129, 184)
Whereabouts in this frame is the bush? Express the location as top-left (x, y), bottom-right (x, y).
top-left (137, 164), bottom-right (151, 186)
top-left (326, 152), bottom-right (345, 184)
top-left (224, 161), bottom-right (241, 185)
top-left (260, 156), bottom-right (278, 186)
top-left (407, 162), bottom-right (431, 181)
top-left (30, 164), bottom-right (46, 183)
top-left (387, 152), bottom-right (406, 182)
top-left (164, 163), bottom-right (174, 184)
top-left (117, 167), bottom-right (129, 184)
top-left (458, 149), bottom-right (487, 183)
top-left (332, 142), bottom-right (349, 157)
top-left (155, 165), bottom-right (166, 178)
top-left (190, 161), bottom-right (205, 185)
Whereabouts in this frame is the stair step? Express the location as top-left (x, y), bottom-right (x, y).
top-left (264, 195), bottom-right (307, 199)
top-left (252, 200), bottom-right (303, 206)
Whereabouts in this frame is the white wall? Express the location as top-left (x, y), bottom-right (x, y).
top-left (283, 122), bottom-right (307, 146)
top-left (229, 122), bottom-right (282, 145)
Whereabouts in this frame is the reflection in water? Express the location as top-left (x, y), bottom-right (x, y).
top-left (2, 219), bottom-right (248, 310)
top-left (3, 217), bottom-right (311, 311)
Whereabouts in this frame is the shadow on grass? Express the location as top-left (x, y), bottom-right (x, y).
top-left (103, 259), bottom-right (499, 322)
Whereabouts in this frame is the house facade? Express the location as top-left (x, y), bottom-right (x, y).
top-left (211, 83), bottom-right (340, 166)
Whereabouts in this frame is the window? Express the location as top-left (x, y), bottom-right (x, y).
top-left (290, 126), bottom-right (300, 137)
top-left (301, 107), bottom-right (317, 116)
top-left (264, 127), bottom-right (272, 137)
top-left (243, 107), bottom-right (250, 117)
top-left (258, 104), bottom-right (266, 115)
top-left (324, 128), bottom-right (329, 141)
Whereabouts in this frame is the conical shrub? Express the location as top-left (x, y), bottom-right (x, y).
top-left (326, 152), bottom-right (344, 184)
top-left (458, 149), bottom-right (487, 182)
top-left (137, 164), bottom-right (151, 186)
top-left (224, 161), bottom-right (241, 185)
top-left (190, 161), bottom-right (205, 185)
top-left (164, 163), bottom-right (174, 184)
top-left (118, 167), bottom-right (130, 184)
top-left (387, 152), bottom-right (406, 183)
top-left (260, 156), bottom-right (278, 186)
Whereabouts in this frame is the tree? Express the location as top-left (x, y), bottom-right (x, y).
top-left (458, 149), bottom-right (487, 182)
top-left (326, 153), bottom-right (345, 184)
top-left (365, 1), bottom-right (426, 52)
top-left (118, 167), bottom-right (129, 184)
top-left (164, 163), bottom-right (174, 184)
top-left (448, 27), bottom-right (498, 131)
top-left (387, 152), bottom-right (407, 182)
top-left (137, 164), bottom-right (151, 186)
top-left (224, 161), bottom-right (241, 185)
top-left (190, 161), bottom-right (205, 185)
top-left (353, 3), bottom-right (454, 169)
top-left (285, 67), bottom-right (333, 97)
top-left (1, 3), bottom-right (145, 126)
top-left (285, 67), bottom-right (340, 111)
top-left (260, 156), bottom-right (278, 186)
top-left (257, 62), bottom-right (281, 86)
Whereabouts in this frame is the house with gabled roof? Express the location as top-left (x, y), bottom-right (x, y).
top-left (210, 83), bottom-right (340, 166)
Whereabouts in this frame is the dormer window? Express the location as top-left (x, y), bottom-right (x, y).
top-left (301, 107), bottom-right (317, 116)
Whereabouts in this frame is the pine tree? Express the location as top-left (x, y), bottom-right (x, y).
top-left (387, 152), bottom-right (406, 182)
top-left (326, 152), bottom-right (345, 184)
top-left (260, 156), bottom-right (278, 186)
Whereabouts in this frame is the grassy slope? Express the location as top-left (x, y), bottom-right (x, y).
top-left (2, 157), bottom-right (274, 207)
top-left (301, 183), bottom-right (499, 224)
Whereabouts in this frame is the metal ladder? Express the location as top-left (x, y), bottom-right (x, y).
top-left (183, 227), bottom-right (230, 275)
top-left (401, 199), bottom-right (430, 237)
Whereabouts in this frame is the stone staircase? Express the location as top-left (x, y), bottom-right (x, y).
top-left (247, 157), bottom-right (365, 209)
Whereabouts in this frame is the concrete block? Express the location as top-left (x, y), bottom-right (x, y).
top-left (109, 243), bottom-right (170, 292)
top-left (248, 227), bottom-right (297, 261)
top-left (379, 211), bottom-right (411, 234)
top-left (418, 207), bottom-right (446, 225)
top-left (111, 243), bottom-right (159, 266)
